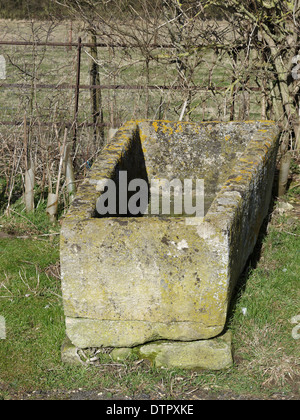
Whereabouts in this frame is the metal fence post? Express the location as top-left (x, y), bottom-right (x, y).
top-left (73, 37), bottom-right (82, 155)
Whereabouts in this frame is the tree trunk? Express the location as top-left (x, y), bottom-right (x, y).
top-left (46, 193), bottom-right (58, 223)
top-left (262, 31), bottom-right (297, 134)
top-left (64, 145), bottom-right (76, 202)
top-left (294, 121), bottom-right (300, 150)
top-left (25, 166), bottom-right (35, 212)
top-left (278, 151), bottom-right (292, 196)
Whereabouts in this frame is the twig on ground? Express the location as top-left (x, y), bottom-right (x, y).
top-left (9, 209), bottom-right (39, 230)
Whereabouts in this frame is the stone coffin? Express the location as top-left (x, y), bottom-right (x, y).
top-left (61, 120), bottom-right (279, 350)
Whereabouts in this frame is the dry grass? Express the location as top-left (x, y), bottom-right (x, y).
top-left (237, 323), bottom-right (300, 388)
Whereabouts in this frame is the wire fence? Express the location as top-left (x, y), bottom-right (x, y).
top-left (0, 37), bottom-right (264, 132)
top-left (0, 19), bottom-right (289, 213)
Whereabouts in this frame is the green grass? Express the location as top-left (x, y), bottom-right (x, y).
top-left (229, 215), bottom-right (300, 393)
top-left (0, 176), bottom-right (299, 399)
top-left (0, 237), bottom-right (63, 385)
top-left (0, 196), bottom-right (61, 236)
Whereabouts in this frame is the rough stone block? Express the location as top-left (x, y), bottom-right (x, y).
top-left (60, 332), bottom-right (232, 370)
top-left (61, 336), bottom-right (82, 366)
top-left (138, 330), bottom-right (233, 370)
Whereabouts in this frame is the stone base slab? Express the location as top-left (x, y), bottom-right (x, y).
top-left (61, 331), bottom-right (233, 371)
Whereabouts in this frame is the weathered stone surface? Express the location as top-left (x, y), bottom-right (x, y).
top-left (138, 331), bottom-right (233, 370)
top-left (61, 336), bottom-right (82, 366)
top-left (65, 317), bottom-right (219, 348)
top-left (61, 120), bottom-right (279, 349)
top-left (110, 347), bottom-right (134, 362)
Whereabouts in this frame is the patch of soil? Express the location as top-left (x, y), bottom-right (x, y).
top-left (0, 231), bottom-right (15, 239)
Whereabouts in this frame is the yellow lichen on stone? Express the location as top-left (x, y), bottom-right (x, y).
top-left (152, 121), bottom-right (159, 132)
top-left (161, 121), bottom-right (173, 136)
top-left (175, 123), bottom-right (183, 133)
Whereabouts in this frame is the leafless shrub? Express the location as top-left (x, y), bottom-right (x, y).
top-left (1, 1), bottom-right (300, 214)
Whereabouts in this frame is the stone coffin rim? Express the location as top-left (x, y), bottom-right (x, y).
top-left (63, 119), bottom-right (279, 227)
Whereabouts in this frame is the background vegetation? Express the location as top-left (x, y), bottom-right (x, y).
top-left (0, 0), bottom-right (299, 219)
top-left (0, 0), bottom-right (65, 20)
